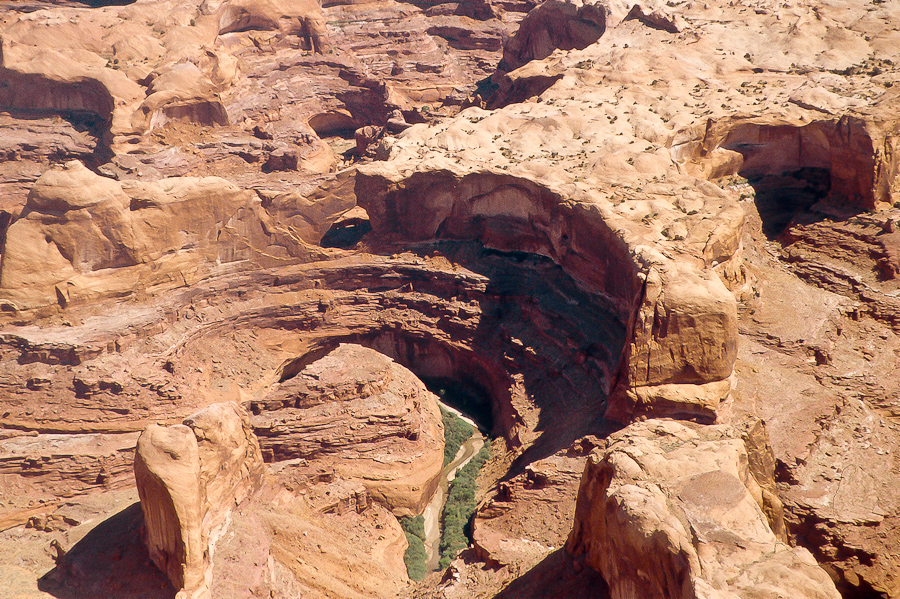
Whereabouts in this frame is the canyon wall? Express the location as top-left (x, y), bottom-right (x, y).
top-left (1, 0), bottom-right (900, 597)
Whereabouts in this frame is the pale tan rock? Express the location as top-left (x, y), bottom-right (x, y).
top-left (135, 62), bottom-right (230, 132)
top-left (0, 161), bottom-right (253, 308)
top-left (216, 478), bottom-right (409, 599)
top-left (607, 267), bottom-right (738, 422)
top-left (634, 267), bottom-right (738, 387)
top-left (0, 161), bottom-right (351, 309)
top-left (358, 114), bottom-right (741, 423)
top-left (357, 0), bottom-right (900, 430)
top-left (3, 1), bottom-right (900, 597)
top-left (0, 40), bottom-right (145, 143)
top-left (134, 402), bottom-right (263, 599)
top-left (566, 419), bottom-right (840, 599)
top-left (0, 431), bottom-right (141, 507)
top-left (218, 0), bottom-right (330, 53)
top-left (622, 3), bottom-right (684, 33)
top-left (618, 377), bottom-right (733, 424)
top-left (183, 402), bottom-right (264, 531)
top-left (134, 424), bottom-right (205, 595)
top-left (472, 438), bottom-right (598, 570)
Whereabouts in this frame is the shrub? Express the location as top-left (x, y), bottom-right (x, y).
top-left (438, 443), bottom-right (491, 568)
top-left (403, 531), bottom-right (428, 580)
top-left (400, 515), bottom-right (427, 581)
top-left (441, 407), bottom-right (474, 466)
top-left (400, 515), bottom-right (426, 542)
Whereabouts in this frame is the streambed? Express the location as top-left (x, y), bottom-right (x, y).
top-left (422, 402), bottom-right (485, 571)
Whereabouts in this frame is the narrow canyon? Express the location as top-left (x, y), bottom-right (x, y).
top-left (1, 0), bottom-right (899, 598)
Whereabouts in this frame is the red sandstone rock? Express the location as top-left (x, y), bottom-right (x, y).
top-left (251, 343), bottom-right (445, 516)
top-left (2, 0), bottom-right (900, 597)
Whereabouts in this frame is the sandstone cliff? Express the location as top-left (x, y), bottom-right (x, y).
top-left (251, 343), bottom-right (445, 516)
top-left (1, 0), bottom-right (900, 597)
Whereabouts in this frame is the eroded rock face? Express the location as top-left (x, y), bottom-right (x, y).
top-left (134, 401), bottom-right (263, 599)
top-left (0, 160), bottom-right (353, 310)
top-left (3, 0), bottom-right (900, 597)
top-left (0, 38), bottom-right (145, 151)
top-left (360, 0), bottom-right (900, 430)
top-left (566, 419), bottom-right (839, 599)
top-left (0, 161), bottom-right (249, 309)
top-left (214, 475), bottom-right (409, 599)
top-left (251, 343), bottom-right (445, 515)
top-left (0, 0), bottom-right (522, 216)
top-left (357, 114), bottom-right (741, 425)
top-left (497, 0), bottom-right (606, 74)
top-left (473, 436), bottom-right (599, 571)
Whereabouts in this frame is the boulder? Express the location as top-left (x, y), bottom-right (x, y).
top-left (134, 402), bottom-right (264, 599)
top-left (566, 419), bottom-right (840, 599)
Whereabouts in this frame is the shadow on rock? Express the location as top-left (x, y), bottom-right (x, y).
top-left (38, 502), bottom-right (176, 599)
top-left (495, 549), bottom-right (609, 599)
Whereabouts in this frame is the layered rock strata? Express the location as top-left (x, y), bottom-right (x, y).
top-left (214, 474), bottom-right (409, 599)
top-left (473, 436), bottom-right (598, 571)
top-left (0, 0), bottom-right (523, 215)
top-left (129, 356), bottom-right (430, 599)
top-left (356, 107), bottom-right (741, 426)
top-left (0, 160), bottom-right (352, 310)
top-left (1, 0), bottom-right (900, 597)
top-left (360, 0), bottom-right (900, 428)
top-left (0, 242), bottom-right (623, 469)
top-left (250, 343), bottom-right (445, 515)
top-left (566, 419), bottom-right (839, 599)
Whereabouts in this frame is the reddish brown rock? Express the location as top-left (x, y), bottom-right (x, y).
top-left (2, 1), bottom-right (900, 598)
top-left (0, 160), bottom-right (355, 310)
top-left (212, 475), bottom-right (409, 599)
top-left (473, 437), bottom-right (598, 571)
top-left (250, 343), bottom-right (445, 516)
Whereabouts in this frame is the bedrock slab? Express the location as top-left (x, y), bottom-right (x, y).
top-left (566, 419), bottom-right (839, 599)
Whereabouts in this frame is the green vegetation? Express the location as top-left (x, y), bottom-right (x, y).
top-left (400, 514), bottom-right (426, 541)
top-left (438, 443), bottom-right (491, 569)
top-left (400, 515), bottom-right (427, 581)
top-left (441, 407), bottom-right (474, 466)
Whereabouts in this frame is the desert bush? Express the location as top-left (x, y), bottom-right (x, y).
top-left (438, 443), bottom-right (490, 569)
top-left (441, 407), bottom-right (474, 466)
top-left (400, 514), bottom-right (426, 542)
top-left (403, 531), bottom-right (427, 580)
top-left (400, 515), bottom-right (427, 581)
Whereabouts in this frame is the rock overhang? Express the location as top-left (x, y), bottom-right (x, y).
top-left (356, 108), bottom-right (743, 425)
top-left (355, 0), bottom-right (900, 425)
